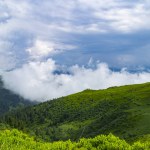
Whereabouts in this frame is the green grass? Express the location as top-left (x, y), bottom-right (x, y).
top-left (1, 82), bottom-right (150, 142)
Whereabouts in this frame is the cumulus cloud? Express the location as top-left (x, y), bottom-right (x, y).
top-left (26, 39), bottom-right (76, 59)
top-left (2, 59), bottom-right (150, 101)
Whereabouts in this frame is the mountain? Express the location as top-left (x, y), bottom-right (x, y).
top-left (0, 77), bottom-right (35, 116)
top-left (1, 82), bottom-right (150, 142)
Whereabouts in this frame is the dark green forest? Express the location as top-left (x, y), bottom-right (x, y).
top-left (1, 82), bottom-right (150, 143)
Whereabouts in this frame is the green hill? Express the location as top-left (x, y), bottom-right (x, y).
top-left (1, 82), bottom-right (150, 142)
top-left (0, 77), bottom-right (34, 116)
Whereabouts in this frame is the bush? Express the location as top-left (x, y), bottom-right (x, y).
top-left (0, 129), bottom-right (149, 150)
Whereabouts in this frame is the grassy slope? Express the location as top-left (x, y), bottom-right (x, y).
top-left (1, 82), bottom-right (150, 142)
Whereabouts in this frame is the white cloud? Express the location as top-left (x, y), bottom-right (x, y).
top-left (74, 0), bottom-right (150, 33)
top-left (1, 0), bottom-right (150, 36)
top-left (2, 59), bottom-right (150, 101)
top-left (26, 39), bottom-right (76, 59)
top-left (27, 40), bottom-right (56, 58)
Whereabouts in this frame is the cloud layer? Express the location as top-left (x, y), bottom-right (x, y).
top-left (2, 59), bottom-right (150, 101)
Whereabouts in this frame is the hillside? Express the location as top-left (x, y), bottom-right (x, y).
top-left (0, 77), bottom-right (34, 115)
top-left (1, 82), bottom-right (150, 142)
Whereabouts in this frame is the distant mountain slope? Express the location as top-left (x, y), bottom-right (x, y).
top-left (1, 82), bottom-right (150, 142)
top-left (0, 78), bottom-right (34, 115)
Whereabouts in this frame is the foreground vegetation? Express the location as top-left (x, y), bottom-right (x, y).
top-left (0, 129), bottom-right (150, 150)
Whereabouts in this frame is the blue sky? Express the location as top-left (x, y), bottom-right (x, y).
top-left (1, 0), bottom-right (150, 101)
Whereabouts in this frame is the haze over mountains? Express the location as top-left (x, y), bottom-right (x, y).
top-left (0, 77), bottom-right (34, 115)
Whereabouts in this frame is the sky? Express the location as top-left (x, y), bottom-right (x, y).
top-left (0, 0), bottom-right (150, 101)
